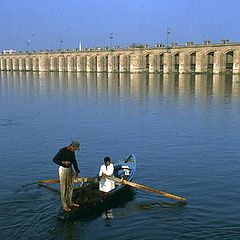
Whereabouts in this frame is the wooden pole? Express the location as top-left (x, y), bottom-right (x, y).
top-left (38, 177), bottom-right (98, 184)
top-left (106, 176), bottom-right (187, 202)
top-left (38, 179), bottom-right (60, 184)
top-left (38, 177), bottom-right (98, 193)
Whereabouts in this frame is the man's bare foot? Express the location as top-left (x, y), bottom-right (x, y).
top-left (71, 203), bottom-right (79, 207)
top-left (63, 207), bottom-right (71, 212)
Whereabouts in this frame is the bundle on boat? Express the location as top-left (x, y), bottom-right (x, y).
top-left (72, 154), bottom-right (136, 207)
top-left (73, 184), bottom-right (107, 206)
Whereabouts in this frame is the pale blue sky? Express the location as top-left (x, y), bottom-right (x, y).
top-left (0, 0), bottom-right (239, 51)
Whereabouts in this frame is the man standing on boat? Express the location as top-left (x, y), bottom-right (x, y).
top-left (53, 140), bottom-right (80, 212)
top-left (99, 156), bottom-right (115, 193)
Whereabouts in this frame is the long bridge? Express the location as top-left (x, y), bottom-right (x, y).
top-left (1, 40), bottom-right (240, 74)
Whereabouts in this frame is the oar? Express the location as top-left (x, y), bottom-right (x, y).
top-left (38, 177), bottom-right (99, 184)
top-left (106, 175), bottom-right (187, 202)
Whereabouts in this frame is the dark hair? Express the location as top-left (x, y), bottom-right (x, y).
top-left (104, 156), bottom-right (111, 163)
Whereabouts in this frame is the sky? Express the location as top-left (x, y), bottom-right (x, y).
top-left (0, 0), bottom-right (239, 51)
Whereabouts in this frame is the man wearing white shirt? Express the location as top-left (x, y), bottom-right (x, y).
top-left (99, 156), bottom-right (115, 193)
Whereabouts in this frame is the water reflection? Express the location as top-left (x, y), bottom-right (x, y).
top-left (1, 72), bottom-right (240, 103)
top-left (232, 74), bottom-right (240, 98)
top-left (102, 209), bottom-right (113, 220)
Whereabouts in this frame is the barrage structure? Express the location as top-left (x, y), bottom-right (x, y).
top-left (1, 40), bottom-right (240, 74)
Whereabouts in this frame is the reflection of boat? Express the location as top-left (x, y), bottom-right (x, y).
top-left (58, 154), bottom-right (137, 221)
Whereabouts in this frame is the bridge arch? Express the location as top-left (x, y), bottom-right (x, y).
top-left (223, 48), bottom-right (235, 54)
top-left (113, 54), bottom-right (120, 71)
top-left (205, 49), bottom-right (216, 55)
top-left (102, 54), bottom-right (108, 72)
top-left (206, 51), bottom-right (215, 71)
top-left (143, 53), bottom-right (150, 71)
top-left (172, 52), bottom-right (180, 72)
top-left (156, 53), bottom-right (164, 72)
top-left (189, 52), bottom-right (196, 72)
top-left (224, 50), bottom-right (234, 71)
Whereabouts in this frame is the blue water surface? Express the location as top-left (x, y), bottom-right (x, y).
top-left (0, 71), bottom-right (240, 240)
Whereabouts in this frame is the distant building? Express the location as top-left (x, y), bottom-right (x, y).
top-left (2, 49), bottom-right (17, 54)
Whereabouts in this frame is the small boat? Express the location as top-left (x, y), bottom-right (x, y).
top-left (58, 153), bottom-right (137, 221)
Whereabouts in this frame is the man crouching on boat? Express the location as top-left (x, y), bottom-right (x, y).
top-left (99, 156), bottom-right (115, 193)
top-left (53, 140), bottom-right (80, 212)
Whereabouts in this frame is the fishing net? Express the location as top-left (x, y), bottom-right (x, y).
top-left (73, 184), bottom-right (107, 206)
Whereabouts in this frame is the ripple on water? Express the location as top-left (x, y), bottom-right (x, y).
top-left (0, 186), bottom-right (60, 239)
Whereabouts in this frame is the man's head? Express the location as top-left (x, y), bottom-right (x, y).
top-left (69, 140), bottom-right (80, 151)
top-left (104, 156), bottom-right (111, 166)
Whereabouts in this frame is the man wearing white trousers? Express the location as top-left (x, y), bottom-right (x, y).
top-left (53, 140), bottom-right (80, 212)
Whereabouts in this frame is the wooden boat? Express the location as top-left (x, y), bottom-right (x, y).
top-left (58, 153), bottom-right (137, 221)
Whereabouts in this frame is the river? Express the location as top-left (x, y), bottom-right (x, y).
top-left (0, 71), bottom-right (240, 239)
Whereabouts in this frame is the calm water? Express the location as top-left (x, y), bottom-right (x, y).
top-left (0, 71), bottom-right (240, 240)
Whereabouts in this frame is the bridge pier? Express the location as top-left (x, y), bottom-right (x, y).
top-left (233, 51), bottom-right (240, 74)
top-left (119, 55), bottom-right (127, 72)
top-left (66, 56), bottom-right (75, 72)
top-left (6, 58), bottom-right (12, 71)
top-left (25, 57), bottom-right (32, 71)
top-left (149, 54), bottom-right (157, 73)
top-left (179, 53), bottom-right (187, 73)
top-left (79, 56), bottom-right (86, 72)
top-left (39, 54), bottom-right (49, 71)
top-left (130, 50), bottom-right (143, 73)
top-left (0, 58), bottom-right (6, 71)
top-left (163, 53), bottom-right (172, 73)
top-left (213, 51), bottom-right (224, 73)
top-left (76, 56), bottom-right (83, 72)
top-left (108, 55), bottom-right (115, 73)
top-left (58, 56), bottom-right (65, 72)
top-left (32, 57), bottom-right (39, 71)
top-left (19, 58), bottom-right (25, 71)
top-left (86, 56), bottom-right (94, 72)
top-left (97, 55), bottom-right (104, 72)
top-left (12, 58), bottom-right (19, 71)
top-left (196, 52), bottom-right (206, 73)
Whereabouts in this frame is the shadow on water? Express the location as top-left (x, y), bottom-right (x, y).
top-left (136, 200), bottom-right (187, 210)
top-left (58, 187), bottom-right (137, 222)
top-left (50, 188), bottom-right (188, 239)
top-left (56, 182), bottom-right (187, 223)
top-left (127, 189), bottom-right (187, 215)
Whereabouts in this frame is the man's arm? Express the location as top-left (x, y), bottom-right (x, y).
top-left (53, 150), bottom-right (63, 165)
top-left (99, 165), bottom-right (103, 176)
top-left (72, 155), bottom-right (80, 173)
